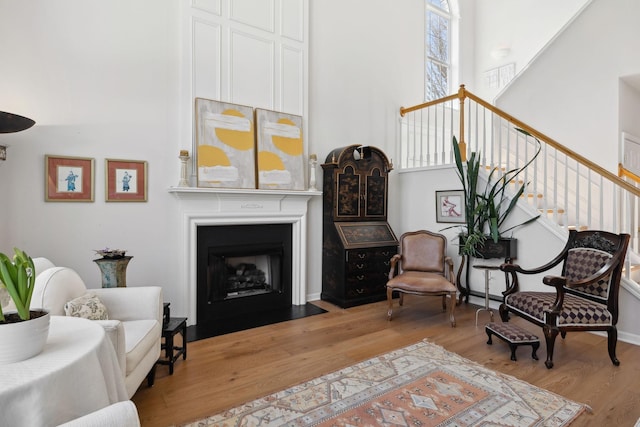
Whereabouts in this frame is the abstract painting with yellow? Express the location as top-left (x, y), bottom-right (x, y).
top-left (195, 98), bottom-right (256, 188)
top-left (255, 109), bottom-right (305, 190)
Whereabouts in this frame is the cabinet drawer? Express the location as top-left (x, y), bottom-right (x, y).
top-left (345, 270), bottom-right (387, 294)
top-left (346, 270), bottom-right (387, 283)
top-left (346, 258), bottom-right (391, 273)
top-left (346, 248), bottom-right (395, 262)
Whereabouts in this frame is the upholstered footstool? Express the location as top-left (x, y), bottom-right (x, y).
top-left (486, 322), bottom-right (540, 361)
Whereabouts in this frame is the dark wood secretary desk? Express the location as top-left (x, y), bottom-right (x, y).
top-left (321, 145), bottom-right (398, 308)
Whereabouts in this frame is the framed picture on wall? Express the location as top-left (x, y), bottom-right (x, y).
top-left (45, 155), bottom-right (95, 202)
top-left (194, 97), bottom-right (256, 189)
top-left (255, 108), bottom-right (305, 190)
top-left (436, 190), bottom-right (465, 223)
top-left (105, 159), bottom-right (148, 202)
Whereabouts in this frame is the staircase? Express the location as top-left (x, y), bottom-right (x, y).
top-left (399, 85), bottom-right (640, 285)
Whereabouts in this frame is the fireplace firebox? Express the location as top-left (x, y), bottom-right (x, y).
top-left (197, 223), bottom-right (292, 324)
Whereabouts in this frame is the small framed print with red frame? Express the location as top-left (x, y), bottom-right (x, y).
top-left (105, 159), bottom-right (147, 202)
top-left (45, 155), bottom-right (95, 202)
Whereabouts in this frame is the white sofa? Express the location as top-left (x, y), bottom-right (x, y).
top-left (30, 258), bottom-right (163, 398)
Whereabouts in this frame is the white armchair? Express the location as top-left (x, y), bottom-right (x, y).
top-left (30, 258), bottom-right (163, 398)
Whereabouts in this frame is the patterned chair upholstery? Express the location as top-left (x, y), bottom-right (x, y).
top-left (499, 230), bottom-right (630, 368)
top-left (386, 230), bottom-right (457, 327)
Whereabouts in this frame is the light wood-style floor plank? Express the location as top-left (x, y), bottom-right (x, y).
top-left (132, 298), bottom-right (640, 427)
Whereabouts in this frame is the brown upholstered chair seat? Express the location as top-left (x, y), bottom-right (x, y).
top-left (387, 271), bottom-right (458, 294)
top-left (386, 230), bottom-right (457, 327)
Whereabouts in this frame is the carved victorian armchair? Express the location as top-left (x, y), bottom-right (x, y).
top-left (386, 230), bottom-right (457, 327)
top-left (499, 230), bottom-right (630, 368)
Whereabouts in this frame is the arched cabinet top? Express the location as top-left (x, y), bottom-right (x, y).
top-left (322, 145), bottom-right (393, 172)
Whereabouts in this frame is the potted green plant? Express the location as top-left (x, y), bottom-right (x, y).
top-left (448, 131), bottom-right (541, 303)
top-left (452, 130), bottom-right (541, 258)
top-left (0, 248), bottom-right (50, 364)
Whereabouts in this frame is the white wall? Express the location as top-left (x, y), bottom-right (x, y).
top-left (619, 78), bottom-right (640, 153)
top-left (496, 0), bottom-right (640, 173)
top-left (472, 0), bottom-right (589, 101)
top-left (0, 1), bottom-right (184, 306)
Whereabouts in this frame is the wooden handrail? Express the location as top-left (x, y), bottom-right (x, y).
top-left (619, 163), bottom-right (640, 185)
top-left (399, 93), bottom-right (459, 117)
top-left (400, 85), bottom-right (640, 198)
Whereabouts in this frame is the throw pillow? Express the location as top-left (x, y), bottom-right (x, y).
top-left (64, 293), bottom-right (109, 320)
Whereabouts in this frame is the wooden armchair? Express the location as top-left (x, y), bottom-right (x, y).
top-left (499, 230), bottom-right (630, 368)
top-left (386, 230), bottom-right (457, 327)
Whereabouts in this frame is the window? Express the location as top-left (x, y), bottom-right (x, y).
top-left (426, 0), bottom-right (452, 101)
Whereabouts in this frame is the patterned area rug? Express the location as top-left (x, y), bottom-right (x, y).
top-left (182, 340), bottom-right (588, 426)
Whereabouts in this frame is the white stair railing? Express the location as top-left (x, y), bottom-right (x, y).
top-left (399, 85), bottom-right (640, 282)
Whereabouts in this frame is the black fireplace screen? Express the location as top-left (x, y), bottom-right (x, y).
top-left (207, 244), bottom-right (283, 302)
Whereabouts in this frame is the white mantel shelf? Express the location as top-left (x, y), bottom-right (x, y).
top-left (168, 186), bottom-right (322, 197)
top-left (168, 186), bottom-right (322, 212)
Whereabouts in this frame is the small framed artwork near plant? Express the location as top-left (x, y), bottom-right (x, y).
top-left (45, 155), bottom-right (95, 202)
top-left (436, 190), bottom-right (466, 223)
top-left (105, 159), bottom-right (147, 202)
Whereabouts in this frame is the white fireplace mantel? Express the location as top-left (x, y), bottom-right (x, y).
top-left (168, 187), bottom-right (322, 324)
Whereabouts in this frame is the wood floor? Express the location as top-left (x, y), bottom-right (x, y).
top-left (132, 297), bottom-right (640, 426)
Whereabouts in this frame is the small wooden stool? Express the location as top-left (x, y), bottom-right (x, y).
top-left (157, 317), bottom-right (187, 374)
top-left (486, 322), bottom-right (540, 361)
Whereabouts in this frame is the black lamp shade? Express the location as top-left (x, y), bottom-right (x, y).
top-left (0, 111), bottom-right (35, 133)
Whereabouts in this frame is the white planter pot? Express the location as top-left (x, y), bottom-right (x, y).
top-left (0, 311), bottom-right (50, 364)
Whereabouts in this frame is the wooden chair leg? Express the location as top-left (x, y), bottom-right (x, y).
top-left (608, 326), bottom-right (620, 366)
top-left (543, 325), bottom-right (559, 369)
top-left (386, 287), bottom-right (394, 321)
top-left (499, 304), bottom-right (510, 322)
top-left (448, 292), bottom-right (456, 327)
top-left (441, 295), bottom-right (446, 312)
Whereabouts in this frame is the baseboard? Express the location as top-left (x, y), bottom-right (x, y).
top-left (593, 330), bottom-right (640, 347)
top-left (306, 292), bottom-right (321, 302)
